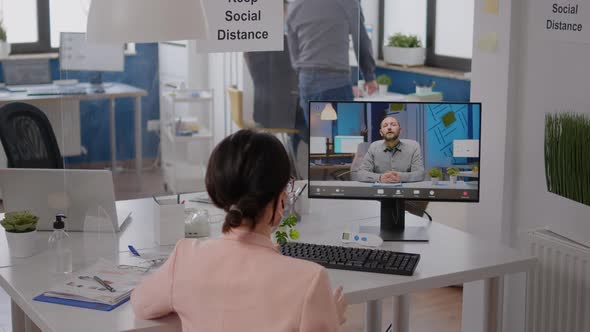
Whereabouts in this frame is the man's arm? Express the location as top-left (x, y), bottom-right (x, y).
top-left (286, 16), bottom-right (300, 70)
top-left (343, 2), bottom-right (376, 82)
top-left (352, 145), bottom-right (381, 182)
top-left (397, 144), bottom-right (425, 182)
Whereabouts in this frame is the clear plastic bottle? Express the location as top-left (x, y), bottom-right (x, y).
top-left (48, 214), bottom-right (72, 274)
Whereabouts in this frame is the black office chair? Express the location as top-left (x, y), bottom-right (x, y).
top-left (0, 102), bottom-right (64, 168)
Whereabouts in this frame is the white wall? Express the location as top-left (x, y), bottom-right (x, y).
top-left (512, 0), bottom-right (590, 249)
top-left (361, 0), bottom-right (379, 59)
top-left (467, 0), bottom-right (590, 331)
top-left (464, 0), bottom-right (520, 330)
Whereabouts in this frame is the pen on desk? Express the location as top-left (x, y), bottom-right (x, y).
top-left (93, 276), bottom-right (116, 292)
top-left (128, 245), bottom-right (140, 257)
top-left (189, 198), bottom-right (212, 204)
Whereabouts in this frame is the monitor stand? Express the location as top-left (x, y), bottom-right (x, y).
top-left (359, 199), bottom-right (429, 242)
top-left (89, 72), bottom-right (105, 94)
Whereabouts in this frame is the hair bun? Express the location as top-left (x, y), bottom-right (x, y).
top-left (223, 207), bottom-right (243, 232)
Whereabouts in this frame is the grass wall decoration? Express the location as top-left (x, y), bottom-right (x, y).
top-left (545, 112), bottom-right (590, 207)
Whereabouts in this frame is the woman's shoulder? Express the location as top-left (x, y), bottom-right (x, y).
top-left (172, 238), bottom-right (207, 256)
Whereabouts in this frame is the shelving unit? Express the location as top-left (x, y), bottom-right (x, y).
top-left (160, 89), bottom-right (214, 193)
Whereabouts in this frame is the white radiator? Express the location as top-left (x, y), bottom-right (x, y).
top-left (527, 230), bottom-right (590, 332)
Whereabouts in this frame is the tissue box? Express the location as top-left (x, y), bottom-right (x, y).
top-left (153, 199), bottom-right (185, 245)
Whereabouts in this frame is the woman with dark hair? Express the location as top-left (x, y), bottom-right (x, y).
top-left (131, 129), bottom-right (347, 331)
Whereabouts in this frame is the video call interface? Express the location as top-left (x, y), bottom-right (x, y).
top-left (308, 101), bottom-right (481, 201)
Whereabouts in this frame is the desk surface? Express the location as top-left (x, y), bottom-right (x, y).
top-left (0, 198), bottom-right (204, 268)
top-left (354, 92), bottom-right (406, 102)
top-left (311, 179), bottom-right (478, 190)
top-left (0, 83), bottom-right (147, 103)
top-left (0, 196), bottom-right (535, 332)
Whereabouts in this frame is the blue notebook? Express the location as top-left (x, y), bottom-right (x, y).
top-left (33, 294), bottom-right (129, 312)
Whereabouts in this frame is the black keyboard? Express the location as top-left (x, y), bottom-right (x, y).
top-left (280, 242), bottom-right (420, 276)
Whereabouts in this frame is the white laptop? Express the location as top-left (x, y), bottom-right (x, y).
top-left (0, 169), bottom-right (132, 232)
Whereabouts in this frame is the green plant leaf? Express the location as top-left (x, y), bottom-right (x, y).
top-left (0, 20), bottom-right (6, 42)
top-left (289, 228), bottom-right (300, 240)
top-left (376, 74), bottom-right (392, 85)
top-left (275, 231), bottom-right (288, 245)
top-left (1, 211), bottom-right (38, 232)
top-left (545, 112), bottom-right (590, 206)
top-left (388, 33), bottom-right (422, 48)
top-left (282, 213), bottom-right (297, 227)
top-left (428, 168), bottom-right (442, 178)
top-left (447, 167), bottom-right (460, 176)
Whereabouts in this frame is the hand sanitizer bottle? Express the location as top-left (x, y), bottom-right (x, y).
top-left (48, 214), bottom-right (72, 274)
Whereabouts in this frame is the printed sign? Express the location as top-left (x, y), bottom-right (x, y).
top-left (195, 0), bottom-right (283, 53)
top-left (535, 0), bottom-right (590, 43)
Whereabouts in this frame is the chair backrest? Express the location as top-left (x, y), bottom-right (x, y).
top-left (227, 87), bottom-right (246, 129)
top-left (350, 142), bottom-right (370, 171)
top-left (0, 102), bottom-right (63, 168)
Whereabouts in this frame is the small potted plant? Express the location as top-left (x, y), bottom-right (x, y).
top-left (1, 211), bottom-right (39, 257)
top-left (383, 33), bottom-right (425, 66)
top-left (447, 167), bottom-right (460, 184)
top-left (472, 162), bottom-right (479, 175)
top-left (414, 80), bottom-right (436, 94)
top-left (275, 192), bottom-right (300, 245)
top-left (428, 168), bottom-right (443, 185)
top-left (376, 74), bottom-right (392, 96)
top-left (0, 20), bottom-right (10, 59)
top-left (275, 213), bottom-right (300, 245)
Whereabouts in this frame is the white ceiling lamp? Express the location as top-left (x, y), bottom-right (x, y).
top-left (320, 103), bottom-right (338, 120)
top-left (86, 0), bottom-right (209, 43)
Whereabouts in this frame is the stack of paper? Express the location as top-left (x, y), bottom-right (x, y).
top-left (34, 259), bottom-right (148, 311)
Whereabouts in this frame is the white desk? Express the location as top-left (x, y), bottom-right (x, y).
top-left (0, 83), bottom-right (148, 182)
top-left (354, 92), bottom-right (406, 102)
top-left (311, 179), bottom-right (478, 190)
top-left (0, 197), bottom-right (535, 332)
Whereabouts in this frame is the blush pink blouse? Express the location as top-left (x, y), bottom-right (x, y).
top-left (131, 229), bottom-right (342, 331)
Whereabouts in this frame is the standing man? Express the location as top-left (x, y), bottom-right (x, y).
top-left (353, 116), bottom-right (425, 183)
top-left (287, 0), bottom-right (378, 128)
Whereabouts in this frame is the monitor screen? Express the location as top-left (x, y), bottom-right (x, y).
top-left (308, 101), bottom-right (481, 203)
top-left (59, 32), bottom-right (124, 72)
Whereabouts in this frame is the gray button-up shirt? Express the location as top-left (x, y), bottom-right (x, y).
top-left (353, 139), bottom-right (425, 182)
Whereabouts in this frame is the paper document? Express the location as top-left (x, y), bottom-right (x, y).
top-left (39, 259), bottom-right (148, 306)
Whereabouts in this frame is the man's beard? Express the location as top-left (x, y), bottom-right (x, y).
top-left (383, 132), bottom-right (399, 142)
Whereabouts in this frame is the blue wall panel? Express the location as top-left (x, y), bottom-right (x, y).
top-left (374, 67), bottom-right (471, 102)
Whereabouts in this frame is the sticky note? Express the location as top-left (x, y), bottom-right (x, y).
top-left (485, 0), bottom-right (499, 15)
top-left (477, 32), bottom-right (498, 53)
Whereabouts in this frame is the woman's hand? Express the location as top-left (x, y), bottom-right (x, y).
top-left (333, 286), bottom-right (348, 324)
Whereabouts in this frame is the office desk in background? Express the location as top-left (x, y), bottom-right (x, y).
top-left (354, 92), bottom-right (406, 102)
top-left (0, 196), bottom-right (535, 332)
top-left (0, 83), bottom-right (148, 183)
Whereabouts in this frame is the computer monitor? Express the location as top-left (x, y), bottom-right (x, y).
top-left (59, 32), bottom-right (124, 93)
top-left (308, 101), bottom-right (481, 241)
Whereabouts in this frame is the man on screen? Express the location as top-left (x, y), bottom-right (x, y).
top-left (353, 116), bottom-right (424, 183)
